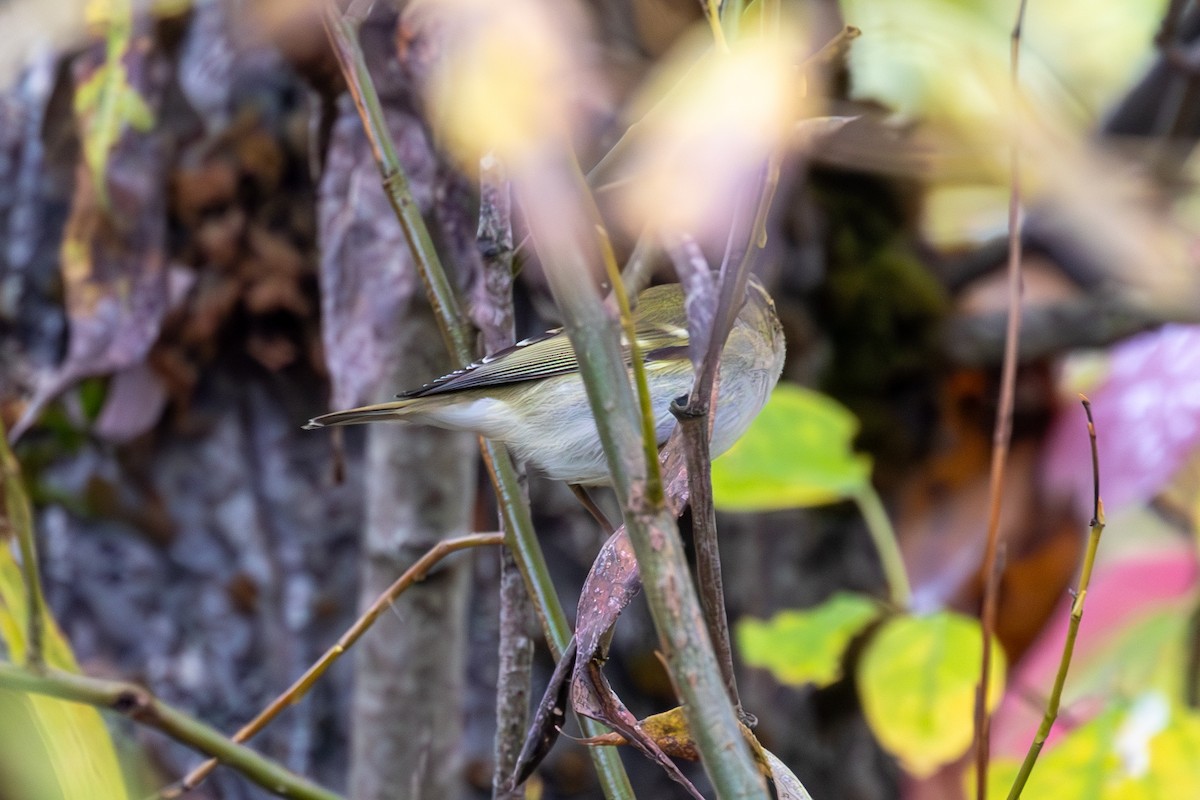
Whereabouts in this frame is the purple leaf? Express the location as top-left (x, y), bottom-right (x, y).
top-left (1044, 324), bottom-right (1200, 516)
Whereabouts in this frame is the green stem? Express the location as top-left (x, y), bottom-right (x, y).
top-left (1006, 512), bottom-right (1104, 799)
top-left (1006, 398), bottom-right (1105, 800)
top-left (569, 160), bottom-right (664, 505)
top-left (0, 663), bottom-right (341, 800)
top-left (853, 486), bottom-right (912, 609)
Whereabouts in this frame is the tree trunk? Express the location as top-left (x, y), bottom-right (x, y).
top-left (348, 305), bottom-right (477, 800)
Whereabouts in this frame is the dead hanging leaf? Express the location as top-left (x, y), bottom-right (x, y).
top-left (10, 10), bottom-right (173, 441)
top-left (576, 704), bottom-right (817, 798)
top-left (508, 639), bottom-right (575, 791)
top-left (574, 526), bottom-right (641, 658)
top-left (577, 706), bottom-right (700, 761)
top-left (762, 749), bottom-right (816, 800)
top-left (571, 655), bottom-right (704, 799)
top-left (315, 92), bottom-right (437, 410)
top-left (512, 527), bottom-right (703, 799)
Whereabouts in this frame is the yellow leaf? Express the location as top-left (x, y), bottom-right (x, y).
top-left (858, 611), bottom-right (1005, 777)
top-left (0, 429), bottom-right (132, 799)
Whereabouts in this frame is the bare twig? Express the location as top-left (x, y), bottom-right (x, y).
top-left (473, 152), bottom-right (537, 800)
top-left (168, 533), bottom-right (504, 796)
top-left (663, 188), bottom-right (755, 720)
top-left (0, 663), bottom-right (341, 800)
top-left (975, 3), bottom-right (1030, 797)
top-left (1004, 397), bottom-right (1106, 800)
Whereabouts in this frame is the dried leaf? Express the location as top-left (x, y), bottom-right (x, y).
top-left (570, 659), bottom-right (704, 799)
top-left (577, 705), bottom-right (818, 799)
top-left (11, 10), bottom-right (172, 440)
top-left (762, 748), bottom-right (816, 800)
top-left (577, 706), bottom-right (699, 760)
top-left (74, 0), bottom-right (156, 209)
top-left (515, 527), bottom-right (704, 799)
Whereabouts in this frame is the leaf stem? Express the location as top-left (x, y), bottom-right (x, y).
top-left (853, 485), bottom-right (912, 609)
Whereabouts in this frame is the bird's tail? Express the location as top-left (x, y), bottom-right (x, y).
top-left (303, 399), bottom-right (419, 430)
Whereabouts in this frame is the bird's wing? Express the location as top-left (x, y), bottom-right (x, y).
top-left (401, 318), bottom-right (689, 399)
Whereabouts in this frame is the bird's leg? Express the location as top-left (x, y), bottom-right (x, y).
top-left (568, 484), bottom-right (615, 534)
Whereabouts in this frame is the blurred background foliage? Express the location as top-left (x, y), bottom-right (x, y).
top-left (2, 0), bottom-right (1200, 798)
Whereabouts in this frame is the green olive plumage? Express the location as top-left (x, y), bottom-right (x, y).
top-left (305, 279), bottom-right (785, 486)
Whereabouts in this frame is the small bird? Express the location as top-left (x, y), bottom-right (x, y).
top-left (305, 279), bottom-right (786, 486)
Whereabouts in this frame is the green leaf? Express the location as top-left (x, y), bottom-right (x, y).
top-left (858, 611), bottom-right (1005, 777)
top-left (0, 429), bottom-right (132, 799)
top-left (737, 593), bottom-right (881, 687)
top-left (712, 383), bottom-right (872, 510)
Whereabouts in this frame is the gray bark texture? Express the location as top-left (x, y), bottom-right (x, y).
top-left (349, 312), bottom-right (476, 800)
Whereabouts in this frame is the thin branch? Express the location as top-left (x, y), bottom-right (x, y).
top-left (0, 663), bottom-right (341, 800)
top-left (474, 152), bottom-right (537, 800)
top-left (319, 9), bottom-right (635, 797)
top-left (0, 420), bottom-right (48, 671)
top-left (168, 533), bottom-right (503, 796)
top-left (663, 191), bottom-right (753, 721)
top-left (673, 403), bottom-right (743, 717)
top-left (570, 155), bottom-right (665, 503)
top-left (975, 3), bottom-right (1030, 797)
top-left (1004, 397), bottom-right (1106, 800)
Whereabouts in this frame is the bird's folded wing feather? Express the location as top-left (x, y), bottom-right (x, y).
top-left (400, 319), bottom-right (689, 399)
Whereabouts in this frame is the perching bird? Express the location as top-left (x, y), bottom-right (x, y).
top-left (305, 279), bottom-right (785, 485)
